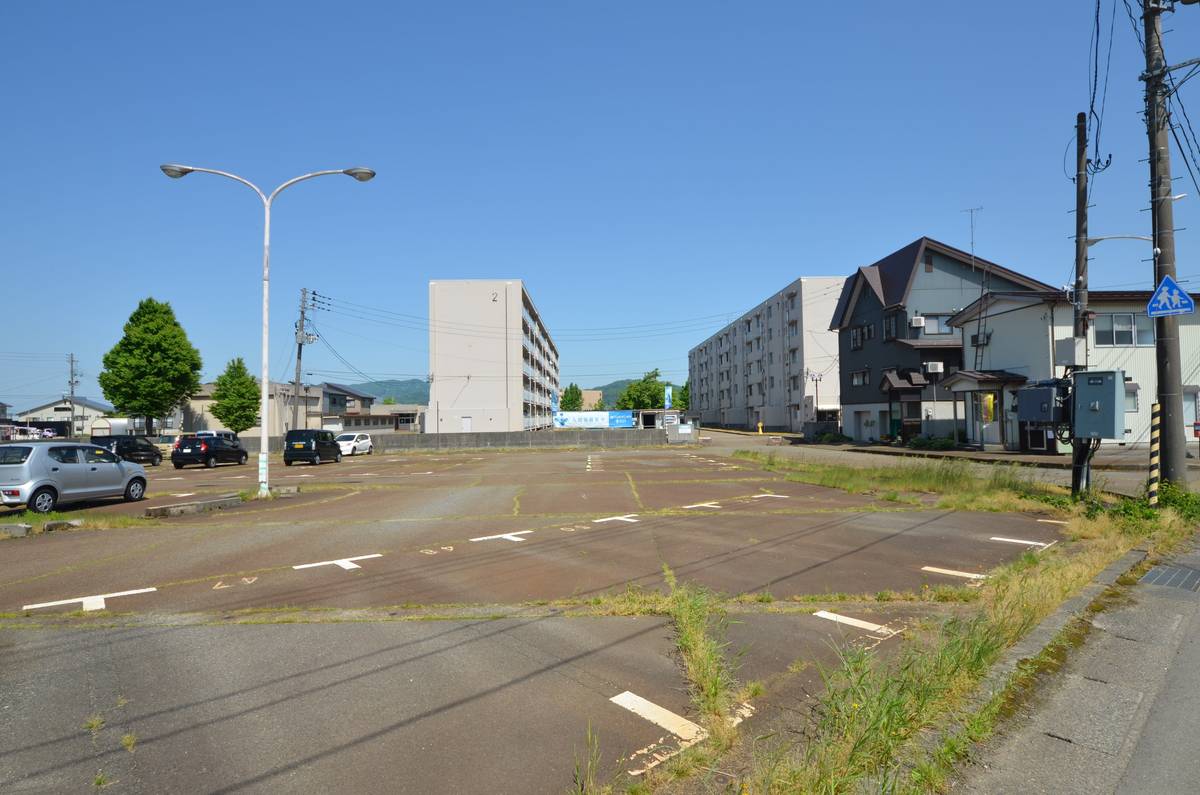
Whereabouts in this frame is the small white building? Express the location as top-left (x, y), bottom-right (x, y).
top-left (945, 289), bottom-right (1200, 450)
top-left (17, 397), bottom-right (113, 437)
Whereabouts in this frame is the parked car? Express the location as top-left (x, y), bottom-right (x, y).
top-left (336, 432), bottom-right (374, 456)
top-left (91, 435), bottom-right (163, 466)
top-left (0, 442), bottom-right (148, 513)
top-left (171, 435), bottom-right (248, 469)
top-left (283, 429), bottom-right (342, 466)
top-left (192, 432), bottom-right (236, 444)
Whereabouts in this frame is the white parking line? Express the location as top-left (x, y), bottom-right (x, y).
top-left (158, 477), bottom-right (184, 481)
top-left (813, 610), bottom-right (893, 635)
top-left (469, 531), bottom-right (534, 543)
top-left (612, 691), bottom-right (754, 775)
top-left (221, 475), bottom-right (249, 480)
top-left (293, 554), bottom-right (383, 571)
top-left (592, 514), bottom-right (639, 523)
top-left (1037, 519), bottom-right (1069, 525)
top-left (171, 492), bottom-right (196, 497)
top-left (23, 587), bottom-right (157, 612)
top-left (610, 691), bottom-right (705, 742)
top-left (990, 536), bottom-right (1049, 547)
top-left (751, 493), bottom-right (789, 499)
top-left (683, 502), bottom-right (721, 509)
top-left (921, 566), bottom-right (987, 580)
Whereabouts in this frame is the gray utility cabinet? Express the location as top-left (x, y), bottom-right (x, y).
top-left (1017, 383), bottom-right (1069, 425)
top-left (1072, 370), bottom-right (1125, 440)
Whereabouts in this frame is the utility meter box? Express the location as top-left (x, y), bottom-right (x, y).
top-left (1018, 384), bottom-right (1067, 424)
top-left (1072, 370), bottom-right (1125, 440)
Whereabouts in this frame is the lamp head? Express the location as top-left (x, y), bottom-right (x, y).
top-left (343, 167), bottom-right (376, 183)
top-left (160, 164), bottom-right (194, 179)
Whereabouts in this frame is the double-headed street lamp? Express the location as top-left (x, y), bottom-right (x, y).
top-left (160, 164), bottom-right (375, 497)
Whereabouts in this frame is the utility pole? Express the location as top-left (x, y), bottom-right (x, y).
top-left (292, 288), bottom-right (316, 430)
top-left (1072, 111), bottom-right (1092, 496)
top-left (808, 369), bottom-right (822, 423)
top-left (67, 353), bottom-right (78, 439)
top-left (1142, 0), bottom-right (1188, 485)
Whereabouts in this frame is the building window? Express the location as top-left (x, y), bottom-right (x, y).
top-left (767, 305), bottom-right (772, 319)
top-left (851, 370), bottom-right (869, 387)
top-left (789, 321), bottom-right (798, 338)
top-left (904, 401), bottom-right (922, 419)
top-left (884, 314), bottom-right (898, 340)
top-left (864, 322), bottom-right (875, 340)
top-left (768, 352), bottom-right (774, 365)
top-left (923, 315), bottom-right (952, 335)
top-left (769, 376), bottom-right (775, 389)
top-left (1136, 314), bottom-right (1154, 345)
top-left (791, 376), bottom-right (799, 390)
top-left (924, 251), bottom-right (934, 272)
top-left (1095, 313), bottom-right (1151, 347)
top-left (1125, 386), bottom-right (1139, 413)
top-left (850, 327), bottom-right (863, 350)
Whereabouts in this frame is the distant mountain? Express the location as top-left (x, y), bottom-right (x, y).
top-left (588, 378), bottom-right (679, 407)
top-left (589, 380), bottom-right (634, 407)
top-left (349, 379), bottom-right (429, 405)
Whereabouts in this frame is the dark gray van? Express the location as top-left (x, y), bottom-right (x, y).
top-left (283, 429), bottom-right (342, 466)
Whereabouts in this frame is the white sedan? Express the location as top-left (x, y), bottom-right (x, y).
top-left (336, 432), bottom-right (373, 456)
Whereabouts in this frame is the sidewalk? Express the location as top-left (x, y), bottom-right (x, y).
top-left (956, 544), bottom-right (1200, 794)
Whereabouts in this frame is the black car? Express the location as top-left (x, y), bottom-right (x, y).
top-left (283, 429), bottom-right (342, 466)
top-left (91, 435), bottom-right (163, 466)
top-left (171, 435), bottom-right (248, 469)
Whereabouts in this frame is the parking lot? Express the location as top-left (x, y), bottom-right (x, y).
top-left (0, 447), bottom-right (1062, 792)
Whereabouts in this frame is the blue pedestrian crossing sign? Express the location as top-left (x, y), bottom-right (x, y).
top-left (1147, 274), bottom-right (1195, 318)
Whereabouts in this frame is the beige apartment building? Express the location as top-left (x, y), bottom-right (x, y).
top-left (428, 279), bottom-right (559, 433)
top-left (688, 276), bottom-right (843, 431)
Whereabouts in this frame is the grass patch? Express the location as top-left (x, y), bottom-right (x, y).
top-left (121, 733), bottom-right (137, 753)
top-left (733, 450), bottom-right (1072, 514)
top-left (4, 510), bottom-right (147, 533)
top-left (83, 714), bottom-right (105, 734)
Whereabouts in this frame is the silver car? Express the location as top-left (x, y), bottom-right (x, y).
top-left (0, 441), bottom-right (148, 514)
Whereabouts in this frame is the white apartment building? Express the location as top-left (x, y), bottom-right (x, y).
top-left (688, 276), bottom-right (843, 431)
top-left (946, 289), bottom-right (1200, 450)
top-left (428, 279), bottom-right (559, 433)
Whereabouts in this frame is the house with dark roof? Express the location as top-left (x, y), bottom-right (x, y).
top-left (829, 237), bottom-right (1051, 442)
top-left (946, 289), bottom-right (1200, 450)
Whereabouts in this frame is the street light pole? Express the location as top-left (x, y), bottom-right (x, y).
top-left (160, 164), bottom-right (375, 497)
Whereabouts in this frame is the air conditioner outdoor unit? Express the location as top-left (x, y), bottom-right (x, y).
top-left (970, 331), bottom-right (992, 347)
top-left (925, 361), bottom-right (944, 374)
top-left (910, 316), bottom-right (926, 328)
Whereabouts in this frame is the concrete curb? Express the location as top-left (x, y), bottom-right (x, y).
top-left (43, 519), bottom-right (83, 532)
top-left (1, 523), bottom-right (32, 538)
top-left (144, 494), bottom-right (243, 518)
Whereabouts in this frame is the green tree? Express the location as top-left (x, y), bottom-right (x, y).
top-left (560, 383), bottom-right (583, 411)
top-left (615, 369), bottom-right (668, 410)
top-left (98, 298), bottom-right (202, 435)
top-left (678, 380), bottom-right (690, 411)
top-left (593, 396), bottom-right (606, 411)
top-left (382, 396), bottom-right (397, 405)
top-left (210, 358), bottom-right (260, 434)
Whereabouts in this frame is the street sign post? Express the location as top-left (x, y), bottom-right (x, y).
top-left (1147, 274), bottom-right (1196, 318)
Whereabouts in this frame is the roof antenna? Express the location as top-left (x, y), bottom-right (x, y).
top-left (961, 206), bottom-right (989, 370)
top-left (962, 206), bottom-right (983, 272)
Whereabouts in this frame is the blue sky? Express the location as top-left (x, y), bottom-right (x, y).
top-left (2, 2), bottom-right (1197, 411)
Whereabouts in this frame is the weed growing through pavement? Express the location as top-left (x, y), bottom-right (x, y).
top-left (570, 723), bottom-right (606, 794)
top-left (83, 714), bottom-right (105, 734)
top-left (121, 733), bottom-right (136, 753)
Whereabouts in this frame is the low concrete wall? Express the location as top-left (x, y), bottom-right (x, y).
top-left (239, 429), bottom-right (670, 454)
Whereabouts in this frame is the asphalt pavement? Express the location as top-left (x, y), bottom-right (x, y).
top-left (0, 445), bottom-right (1068, 792)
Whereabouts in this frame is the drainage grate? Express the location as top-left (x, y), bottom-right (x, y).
top-left (1140, 565), bottom-right (1200, 592)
